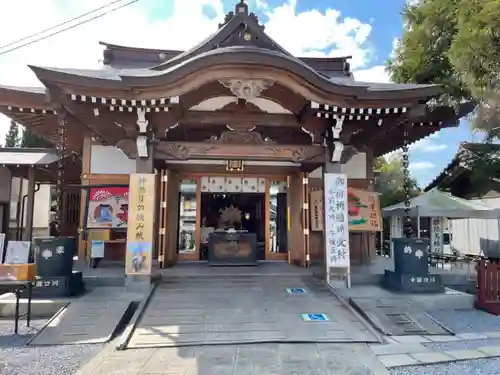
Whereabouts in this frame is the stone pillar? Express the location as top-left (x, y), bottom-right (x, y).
top-left (22, 166), bottom-right (36, 241)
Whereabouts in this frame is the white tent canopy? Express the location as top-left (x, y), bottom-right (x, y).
top-left (382, 188), bottom-right (500, 219)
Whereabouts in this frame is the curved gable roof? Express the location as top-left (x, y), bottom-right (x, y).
top-left (28, 46), bottom-right (440, 102)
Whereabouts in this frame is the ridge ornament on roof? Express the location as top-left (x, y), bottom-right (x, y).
top-left (220, 1), bottom-right (262, 29)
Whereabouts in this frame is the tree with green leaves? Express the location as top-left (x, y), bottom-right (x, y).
top-left (3, 120), bottom-right (52, 148)
top-left (388, 0), bottom-right (500, 195)
top-left (4, 120), bottom-right (20, 147)
top-left (374, 153), bottom-right (421, 208)
top-left (21, 128), bottom-right (53, 148)
top-left (388, 0), bottom-right (500, 136)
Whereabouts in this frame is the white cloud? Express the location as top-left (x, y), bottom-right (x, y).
top-left (352, 38), bottom-right (398, 83)
top-left (353, 65), bottom-right (390, 83)
top-left (259, 0), bottom-right (373, 68)
top-left (0, 0), bottom-right (375, 144)
top-left (410, 133), bottom-right (448, 152)
top-left (409, 161), bottom-right (435, 171)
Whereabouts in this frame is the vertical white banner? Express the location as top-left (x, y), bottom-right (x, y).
top-left (430, 217), bottom-right (444, 254)
top-left (323, 173), bottom-right (350, 287)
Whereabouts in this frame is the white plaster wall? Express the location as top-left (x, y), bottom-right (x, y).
top-left (9, 177), bottom-right (51, 229)
top-left (189, 96), bottom-right (292, 114)
top-left (308, 153), bottom-right (367, 179)
top-left (90, 145), bottom-right (136, 174)
top-left (32, 185), bottom-right (52, 228)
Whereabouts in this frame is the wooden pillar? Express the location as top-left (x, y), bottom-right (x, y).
top-left (364, 147), bottom-right (377, 264)
top-left (22, 166), bottom-right (36, 241)
top-left (15, 178), bottom-right (24, 240)
top-left (287, 172), bottom-right (307, 266)
top-left (166, 171), bottom-right (180, 264)
top-left (135, 146), bottom-right (154, 173)
top-left (78, 135), bottom-right (92, 261)
top-left (157, 169), bottom-right (181, 267)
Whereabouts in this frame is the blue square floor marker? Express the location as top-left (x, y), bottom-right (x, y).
top-left (286, 288), bottom-right (307, 294)
top-left (301, 313), bottom-right (329, 322)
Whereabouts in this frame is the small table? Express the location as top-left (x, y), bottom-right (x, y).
top-left (0, 280), bottom-right (33, 334)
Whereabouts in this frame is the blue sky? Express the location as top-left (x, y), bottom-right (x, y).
top-left (0, 0), bottom-right (475, 187)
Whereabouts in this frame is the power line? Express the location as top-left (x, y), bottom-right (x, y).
top-left (0, 0), bottom-right (139, 57)
top-left (0, 0), bottom-right (128, 51)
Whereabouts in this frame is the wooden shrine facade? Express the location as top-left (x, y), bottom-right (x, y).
top-left (0, 1), bottom-right (472, 268)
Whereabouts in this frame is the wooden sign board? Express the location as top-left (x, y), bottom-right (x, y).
top-left (125, 174), bottom-right (156, 276)
top-left (310, 188), bottom-right (382, 232)
top-left (310, 190), bottom-right (324, 232)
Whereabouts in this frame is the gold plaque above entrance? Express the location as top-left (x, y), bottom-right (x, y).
top-left (226, 160), bottom-right (244, 172)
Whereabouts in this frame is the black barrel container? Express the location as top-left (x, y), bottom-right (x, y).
top-left (33, 237), bottom-right (76, 278)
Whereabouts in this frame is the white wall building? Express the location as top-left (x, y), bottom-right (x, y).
top-left (0, 167), bottom-right (52, 239)
top-left (450, 191), bottom-right (500, 257)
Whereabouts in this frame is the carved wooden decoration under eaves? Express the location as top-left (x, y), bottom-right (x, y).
top-left (155, 141), bottom-right (324, 163)
top-left (218, 79), bottom-right (274, 100)
top-left (207, 131), bottom-right (275, 145)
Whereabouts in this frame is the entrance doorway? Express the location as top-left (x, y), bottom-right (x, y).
top-left (199, 192), bottom-right (266, 260)
top-left (158, 174), bottom-right (296, 264)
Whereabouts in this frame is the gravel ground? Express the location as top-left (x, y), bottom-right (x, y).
top-left (0, 319), bottom-right (103, 375)
top-left (389, 357), bottom-right (500, 375)
top-left (427, 309), bottom-right (500, 333)
top-left (423, 337), bottom-right (500, 351)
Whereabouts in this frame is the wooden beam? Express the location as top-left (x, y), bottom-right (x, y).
top-left (181, 110), bottom-right (300, 127)
top-left (66, 103), bottom-right (127, 146)
top-left (155, 141), bottom-right (325, 163)
top-left (165, 163), bottom-right (301, 175)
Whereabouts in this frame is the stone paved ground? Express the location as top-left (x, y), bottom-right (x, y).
top-left (366, 307), bottom-right (500, 369)
top-left (389, 357), bottom-right (500, 375)
top-left (74, 343), bottom-right (390, 375)
top-left (0, 319), bottom-right (102, 375)
top-left (370, 333), bottom-right (500, 368)
top-left (30, 287), bottom-right (140, 346)
top-left (129, 275), bottom-right (378, 348)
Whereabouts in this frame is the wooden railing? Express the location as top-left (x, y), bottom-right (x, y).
top-left (476, 260), bottom-right (500, 315)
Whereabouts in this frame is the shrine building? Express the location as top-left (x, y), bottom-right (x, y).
top-left (0, 1), bottom-right (472, 272)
